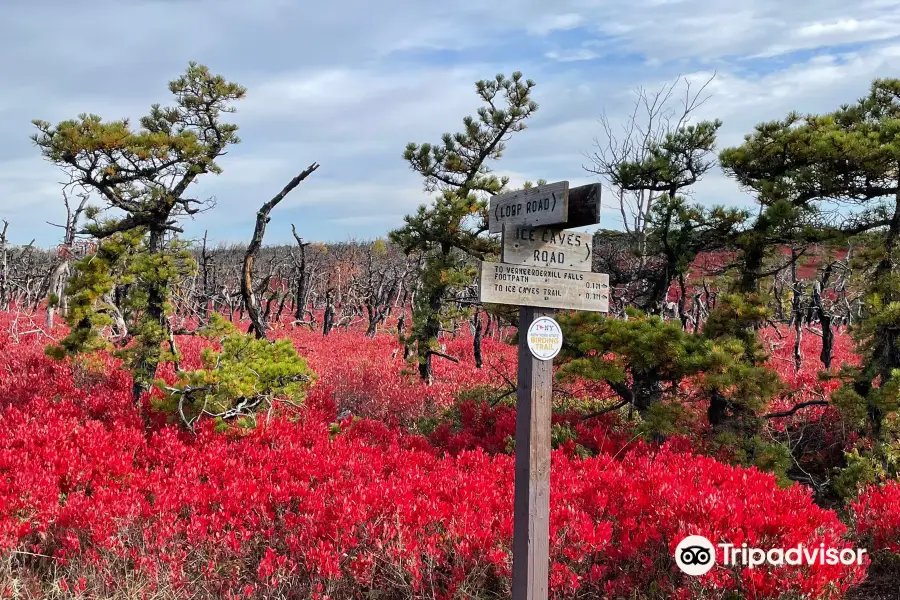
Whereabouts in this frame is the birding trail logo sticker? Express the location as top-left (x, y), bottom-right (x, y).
top-left (675, 535), bottom-right (716, 576)
top-left (527, 316), bottom-right (562, 360)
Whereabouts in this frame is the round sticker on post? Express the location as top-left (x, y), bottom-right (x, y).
top-left (527, 316), bottom-right (563, 360)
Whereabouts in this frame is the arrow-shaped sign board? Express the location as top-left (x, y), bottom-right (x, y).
top-left (489, 181), bottom-right (569, 234)
top-left (489, 182), bottom-right (601, 234)
top-left (501, 225), bottom-right (593, 272)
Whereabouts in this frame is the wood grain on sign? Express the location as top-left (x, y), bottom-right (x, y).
top-left (488, 181), bottom-right (569, 234)
top-left (478, 261), bottom-right (609, 312)
top-left (501, 225), bottom-right (593, 272)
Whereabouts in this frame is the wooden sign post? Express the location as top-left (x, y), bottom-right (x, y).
top-left (512, 303), bottom-right (553, 600)
top-left (480, 181), bottom-right (607, 600)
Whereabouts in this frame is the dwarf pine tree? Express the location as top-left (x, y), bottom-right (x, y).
top-left (390, 73), bottom-right (537, 382)
top-left (33, 62), bottom-right (246, 402)
top-left (556, 306), bottom-right (782, 428)
top-left (157, 313), bottom-right (314, 430)
top-left (722, 78), bottom-right (900, 493)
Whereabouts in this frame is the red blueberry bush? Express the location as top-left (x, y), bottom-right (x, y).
top-left (852, 481), bottom-right (900, 554)
top-left (0, 312), bottom-right (881, 598)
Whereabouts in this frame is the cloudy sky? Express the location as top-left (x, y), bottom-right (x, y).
top-left (2, 0), bottom-right (899, 247)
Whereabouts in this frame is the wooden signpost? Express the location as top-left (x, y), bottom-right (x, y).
top-left (480, 181), bottom-right (607, 600)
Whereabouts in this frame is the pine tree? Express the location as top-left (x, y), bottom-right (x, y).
top-left (390, 73), bottom-right (537, 382)
top-left (586, 75), bottom-right (729, 313)
top-left (721, 78), bottom-right (900, 492)
top-left (33, 62), bottom-right (246, 401)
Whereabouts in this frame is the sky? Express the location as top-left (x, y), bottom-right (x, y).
top-left (2, 0), bottom-right (900, 247)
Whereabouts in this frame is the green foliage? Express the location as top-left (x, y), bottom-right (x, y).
top-left (157, 314), bottom-right (314, 428)
top-left (556, 303), bottom-right (782, 433)
top-left (47, 232), bottom-right (196, 397)
top-left (721, 77), bottom-right (900, 378)
top-left (455, 384), bottom-right (512, 406)
top-left (594, 97), bottom-right (734, 309)
top-left (833, 441), bottom-right (900, 500)
top-left (34, 62), bottom-right (246, 401)
top-left (637, 401), bottom-right (693, 440)
top-left (46, 231), bottom-right (143, 359)
top-left (559, 309), bottom-right (706, 393)
top-left (833, 269), bottom-right (900, 434)
top-left (701, 295), bottom-right (785, 427)
top-left (714, 431), bottom-right (794, 487)
top-left (718, 78), bottom-right (900, 490)
top-left (550, 422), bottom-right (577, 446)
top-left (550, 423), bottom-right (590, 456)
top-left (646, 195), bottom-right (747, 272)
top-left (612, 114), bottom-right (722, 196)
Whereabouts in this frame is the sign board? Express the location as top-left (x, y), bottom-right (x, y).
top-left (502, 225), bottom-right (593, 272)
top-left (488, 181), bottom-right (569, 234)
top-left (489, 182), bottom-right (601, 234)
top-left (527, 316), bottom-right (563, 360)
top-left (478, 261), bottom-right (610, 312)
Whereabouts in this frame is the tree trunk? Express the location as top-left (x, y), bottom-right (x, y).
top-left (629, 372), bottom-right (663, 415)
top-left (812, 281), bottom-right (834, 370)
top-left (262, 290), bottom-right (277, 324)
top-left (323, 292), bottom-right (335, 336)
top-left (292, 225), bottom-right (310, 322)
top-left (364, 302), bottom-right (379, 337)
top-left (677, 274), bottom-right (689, 330)
top-left (0, 221), bottom-right (8, 311)
top-left (473, 310), bottom-right (483, 368)
top-left (243, 163), bottom-right (319, 340)
top-left (791, 250), bottom-right (803, 372)
top-left (274, 290), bottom-right (288, 324)
top-left (45, 259), bottom-right (70, 329)
top-left (131, 228), bottom-right (167, 403)
top-left (416, 285), bottom-right (442, 383)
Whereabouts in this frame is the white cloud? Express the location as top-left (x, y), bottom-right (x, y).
top-left (3, 0), bottom-right (900, 244)
top-left (545, 48), bottom-right (602, 62)
top-left (527, 13), bottom-right (584, 36)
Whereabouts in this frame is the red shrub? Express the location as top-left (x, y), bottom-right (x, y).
top-left (852, 481), bottom-right (900, 554)
top-left (0, 312), bottom-right (871, 598)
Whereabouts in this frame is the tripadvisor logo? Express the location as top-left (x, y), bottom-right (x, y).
top-left (674, 535), bottom-right (867, 576)
top-left (675, 536), bottom-right (716, 576)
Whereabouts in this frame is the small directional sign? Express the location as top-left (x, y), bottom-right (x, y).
top-left (489, 182), bottom-right (601, 234)
top-left (488, 181), bottom-right (569, 234)
top-left (501, 225), bottom-right (593, 272)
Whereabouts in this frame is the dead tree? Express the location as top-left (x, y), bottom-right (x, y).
top-left (0, 221), bottom-right (8, 311)
top-left (472, 308), bottom-right (483, 368)
top-left (197, 231), bottom-right (214, 327)
top-left (290, 224), bottom-right (313, 322)
top-left (584, 73), bottom-right (718, 312)
top-left (323, 289), bottom-right (335, 336)
top-left (242, 162), bottom-right (319, 340)
top-left (789, 248), bottom-right (804, 371)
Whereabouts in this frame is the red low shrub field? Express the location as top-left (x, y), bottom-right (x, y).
top-left (0, 311), bottom-right (894, 599)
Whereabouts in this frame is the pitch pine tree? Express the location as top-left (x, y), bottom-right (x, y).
top-left (391, 72), bottom-right (537, 382)
top-left (33, 62), bottom-right (246, 401)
